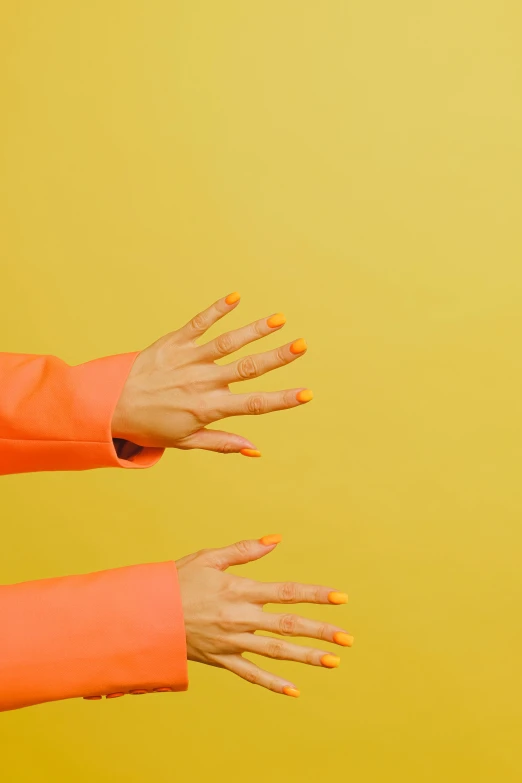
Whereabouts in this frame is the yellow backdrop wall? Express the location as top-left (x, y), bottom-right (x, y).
top-left (1, 2), bottom-right (521, 781)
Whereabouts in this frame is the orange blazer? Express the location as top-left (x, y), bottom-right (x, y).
top-left (0, 352), bottom-right (188, 711)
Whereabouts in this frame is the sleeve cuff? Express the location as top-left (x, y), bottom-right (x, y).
top-left (70, 352), bottom-right (165, 470)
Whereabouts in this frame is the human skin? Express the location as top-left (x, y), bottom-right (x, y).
top-left (112, 292), bottom-right (313, 455)
top-left (176, 535), bottom-right (353, 697)
top-left (112, 293), bottom-right (351, 695)
top-left (0, 293), bottom-right (351, 706)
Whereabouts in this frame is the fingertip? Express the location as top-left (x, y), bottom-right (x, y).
top-left (333, 632), bottom-right (354, 647)
top-left (296, 389), bottom-right (314, 404)
top-left (259, 534), bottom-right (282, 546)
top-left (328, 591), bottom-right (348, 605)
top-left (267, 312), bottom-right (286, 329)
top-left (290, 338), bottom-right (307, 355)
top-left (225, 291), bottom-right (241, 305)
top-left (240, 448), bottom-right (262, 458)
top-left (282, 686), bottom-right (300, 698)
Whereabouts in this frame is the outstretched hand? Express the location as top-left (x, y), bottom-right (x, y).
top-left (111, 293), bottom-right (313, 456)
top-left (176, 536), bottom-right (352, 698)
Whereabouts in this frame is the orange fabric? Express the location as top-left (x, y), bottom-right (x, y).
top-left (0, 562), bottom-right (188, 712)
top-left (0, 352), bottom-right (164, 475)
top-left (0, 351), bottom-right (185, 711)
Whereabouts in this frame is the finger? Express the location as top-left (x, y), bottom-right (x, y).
top-left (200, 535), bottom-right (283, 571)
top-left (177, 292), bottom-right (241, 343)
top-left (220, 654), bottom-right (300, 697)
top-left (245, 580), bottom-right (348, 606)
top-left (216, 387), bottom-right (314, 418)
top-left (217, 339), bottom-right (307, 385)
top-left (198, 313), bottom-right (287, 361)
top-left (176, 428), bottom-right (261, 456)
top-left (239, 633), bottom-right (339, 668)
top-left (256, 611), bottom-right (354, 647)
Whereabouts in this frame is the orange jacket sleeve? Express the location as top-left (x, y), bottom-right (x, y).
top-left (0, 352), bottom-right (164, 475)
top-left (0, 562), bottom-right (188, 712)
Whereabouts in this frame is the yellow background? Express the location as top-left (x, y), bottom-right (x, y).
top-left (1, 1), bottom-right (521, 780)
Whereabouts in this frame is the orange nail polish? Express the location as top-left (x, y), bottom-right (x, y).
top-left (290, 338), bottom-right (307, 354)
top-left (321, 655), bottom-right (341, 669)
top-left (267, 312), bottom-right (286, 328)
top-left (328, 591), bottom-right (348, 605)
top-left (296, 389), bottom-right (313, 403)
top-left (225, 291), bottom-right (240, 305)
top-left (260, 534), bottom-right (283, 546)
top-left (282, 687), bottom-right (300, 698)
top-left (240, 448), bottom-right (261, 458)
top-left (333, 632), bottom-right (354, 647)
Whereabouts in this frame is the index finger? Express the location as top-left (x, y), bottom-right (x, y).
top-left (246, 581), bottom-right (348, 606)
top-left (177, 292), bottom-right (241, 342)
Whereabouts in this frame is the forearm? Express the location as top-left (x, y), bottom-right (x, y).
top-left (0, 562), bottom-right (188, 712)
top-left (0, 352), bottom-right (164, 476)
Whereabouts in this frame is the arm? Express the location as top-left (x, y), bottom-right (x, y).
top-left (0, 537), bottom-right (352, 711)
top-left (0, 561), bottom-right (187, 712)
top-left (1, 293), bottom-right (312, 476)
top-left (0, 352), bottom-right (163, 476)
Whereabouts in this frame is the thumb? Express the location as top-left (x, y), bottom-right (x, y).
top-left (203, 535), bottom-right (283, 571)
top-left (180, 428), bottom-right (261, 457)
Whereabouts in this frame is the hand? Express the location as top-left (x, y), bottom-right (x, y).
top-left (176, 536), bottom-right (353, 697)
top-left (111, 293), bottom-right (313, 455)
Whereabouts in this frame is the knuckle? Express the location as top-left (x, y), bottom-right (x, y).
top-left (279, 581), bottom-right (298, 603)
top-left (216, 440), bottom-right (236, 454)
top-left (216, 609), bottom-right (236, 633)
top-left (267, 640), bottom-right (285, 659)
top-left (253, 320), bottom-right (265, 338)
top-left (237, 356), bottom-right (258, 380)
top-left (191, 314), bottom-right (207, 333)
top-left (279, 614), bottom-right (298, 636)
top-left (215, 333), bottom-right (234, 356)
top-left (234, 539), bottom-right (251, 557)
top-left (305, 648), bottom-right (317, 666)
top-left (318, 622), bottom-right (330, 641)
top-left (191, 399), bottom-right (213, 425)
top-left (283, 390), bottom-right (296, 408)
top-left (247, 394), bottom-right (266, 415)
top-left (276, 347), bottom-right (288, 365)
top-left (244, 668), bottom-right (258, 685)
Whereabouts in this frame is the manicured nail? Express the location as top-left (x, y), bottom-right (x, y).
top-left (282, 687), bottom-right (300, 698)
top-left (321, 655), bottom-right (341, 669)
top-left (225, 291), bottom-right (241, 305)
top-left (296, 389), bottom-right (313, 403)
top-left (333, 632), bottom-right (354, 647)
top-left (240, 448), bottom-right (261, 458)
top-left (260, 534), bottom-right (283, 546)
top-left (290, 338), bottom-right (307, 354)
top-left (267, 312), bottom-right (286, 328)
top-left (328, 591), bottom-right (348, 605)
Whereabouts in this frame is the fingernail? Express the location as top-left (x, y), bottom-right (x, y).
top-left (282, 687), bottom-right (300, 698)
top-left (321, 655), bottom-right (341, 669)
top-left (260, 534), bottom-right (283, 546)
top-left (290, 338), bottom-right (307, 354)
top-left (267, 312), bottom-right (286, 328)
top-left (296, 389), bottom-right (313, 403)
top-left (333, 632), bottom-right (354, 647)
top-left (328, 591), bottom-right (348, 605)
top-left (240, 448), bottom-right (261, 458)
top-left (225, 291), bottom-right (241, 305)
